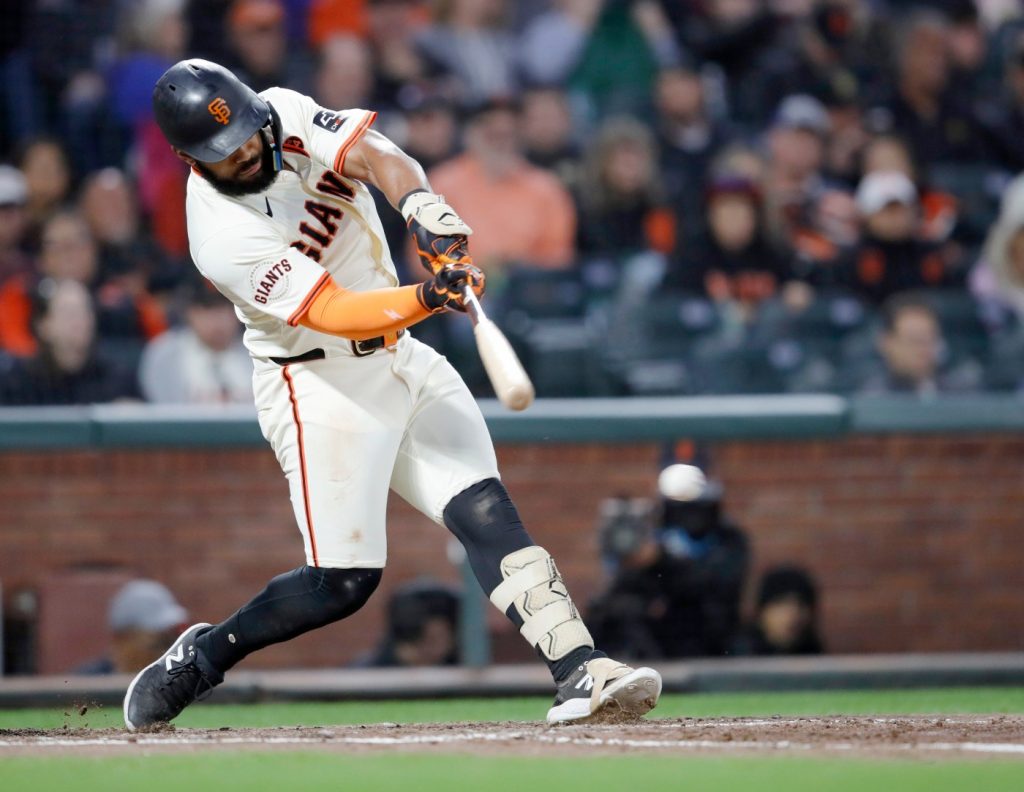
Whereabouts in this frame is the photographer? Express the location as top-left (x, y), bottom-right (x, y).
top-left (587, 470), bottom-right (749, 659)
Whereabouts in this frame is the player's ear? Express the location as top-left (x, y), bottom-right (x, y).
top-left (171, 147), bottom-right (197, 167)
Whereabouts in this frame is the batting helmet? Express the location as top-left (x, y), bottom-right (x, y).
top-left (152, 59), bottom-right (272, 162)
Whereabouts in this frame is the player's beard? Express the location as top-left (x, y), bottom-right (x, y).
top-left (197, 134), bottom-right (280, 198)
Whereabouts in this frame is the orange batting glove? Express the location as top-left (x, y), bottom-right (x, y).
top-left (400, 190), bottom-right (474, 274)
top-left (417, 262), bottom-right (486, 313)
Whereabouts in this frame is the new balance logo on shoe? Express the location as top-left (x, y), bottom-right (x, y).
top-left (575, 673), bottom-right (595, 692)
top-left (165, 644), bottom-right (185, 671)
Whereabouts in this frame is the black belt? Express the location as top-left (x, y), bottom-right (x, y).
top-left (270, 331), bottom-right (403, 365)
top-left (270, 348), bottom-right (325, 365)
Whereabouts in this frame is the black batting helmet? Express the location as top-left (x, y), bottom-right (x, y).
top-left (152, 59), bottom-right (271, 162)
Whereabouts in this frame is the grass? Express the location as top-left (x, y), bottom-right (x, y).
top-left (1, 686), bottom-right (1022, 730)
top-left (2, 688), bottom-right (1022, 792)
top-left (1, 752), bottom-right (1023, 792)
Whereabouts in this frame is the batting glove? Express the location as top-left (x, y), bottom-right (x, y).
top-left (400, 190), bottom-right (474, 275)
top-left (416, 263), bottom-right (486, 313)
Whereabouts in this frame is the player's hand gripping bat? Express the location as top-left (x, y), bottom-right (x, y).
top-left (461, 286), bottom-right (535, 411)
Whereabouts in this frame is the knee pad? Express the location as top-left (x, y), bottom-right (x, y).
top-left (444, 478), bottom-right (531, 548)
top-left (489, 546), bottom-right (593, 661)
top-left (310, 566), bottom-right (382, 621)
top-left (443, 478), bottom-right (534, 594)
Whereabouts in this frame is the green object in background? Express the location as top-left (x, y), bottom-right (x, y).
top-left (569, 3), bottom-right (658, 119)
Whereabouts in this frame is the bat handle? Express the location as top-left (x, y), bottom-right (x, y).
top-left (462, 285), bottom-right (484, 326)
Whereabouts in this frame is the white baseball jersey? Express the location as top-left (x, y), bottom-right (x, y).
top-left (186, 87), bottom-right (398, 360)
top-left (182, 87), bottom-right (499, 569)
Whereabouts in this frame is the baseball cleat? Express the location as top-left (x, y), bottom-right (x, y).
top-left (123, 622), bottom-right (222, 731)
top-left (546, 656), bottom-right (662, 725)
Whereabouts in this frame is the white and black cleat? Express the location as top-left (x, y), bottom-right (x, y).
top-left (123, 622), bottom-right (222, 731)
top-left (546, 656), bottom-right (662, 725)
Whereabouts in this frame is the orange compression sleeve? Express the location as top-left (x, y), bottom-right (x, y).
top-left (297, 278), bottom-right (432, 341)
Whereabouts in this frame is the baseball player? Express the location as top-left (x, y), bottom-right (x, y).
top-left (123, 60), bottom-right (661, 730)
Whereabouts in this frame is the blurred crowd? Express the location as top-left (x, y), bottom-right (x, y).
top-left (3, 0), bottom-right (1024, 403)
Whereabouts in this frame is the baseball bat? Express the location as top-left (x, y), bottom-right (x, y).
top-left (462, 286), bottom-right (535, 411)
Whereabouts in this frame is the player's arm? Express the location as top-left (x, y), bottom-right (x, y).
top-left (297, 269), bottom-right (477, 339)
top-left (342, 129), bottom-right (481, 287)
top-left (194, 222), bottom-right (478, 339)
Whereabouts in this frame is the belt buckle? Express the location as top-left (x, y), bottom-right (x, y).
top-left (351, 338), bottom-right (378, 357)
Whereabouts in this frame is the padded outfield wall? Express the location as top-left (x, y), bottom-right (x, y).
top-left (1, 395), bottom-right (1022, 674)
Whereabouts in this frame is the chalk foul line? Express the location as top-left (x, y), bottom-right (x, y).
top-left (1, 730), bottom-right (1022, 755)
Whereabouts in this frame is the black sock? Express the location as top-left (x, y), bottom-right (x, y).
top-left (196, 565), bottom-right (381, 674)
top-left (549, 646), bottom-right (605, 683)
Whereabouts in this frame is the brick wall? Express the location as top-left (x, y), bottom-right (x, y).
top-left (2, 434), bottom-right (1022, 673)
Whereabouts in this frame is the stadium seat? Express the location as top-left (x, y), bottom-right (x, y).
top-left (517, 318), bottom-right (604, 397)
top-left (927, 163), bottom-right (1002, 244)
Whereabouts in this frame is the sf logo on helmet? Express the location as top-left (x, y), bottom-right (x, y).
top-left (208, 97), bottom-right (231, 125)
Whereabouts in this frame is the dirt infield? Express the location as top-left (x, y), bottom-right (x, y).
top-left (2, 716), bottom-right (1023, 760)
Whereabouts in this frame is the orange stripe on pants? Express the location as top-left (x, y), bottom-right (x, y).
top-left (282, 365), bottom-right (319, 567)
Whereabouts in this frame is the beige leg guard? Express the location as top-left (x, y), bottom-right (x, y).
top-left (488, 546), bottom-right (593, 660)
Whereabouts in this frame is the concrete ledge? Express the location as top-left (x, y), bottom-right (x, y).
top-left (1, 653), bottom-right (1022, 709)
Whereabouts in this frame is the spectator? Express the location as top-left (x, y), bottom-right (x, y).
top-left (107, 0), bottom-right (188, 133)
top-left (762, 95), bottom-right (830, 252)
top-left (561, 0), bottom-right (681, 119)
top-left (576, 117), bottom-right (674, 259)
top-left (731, 566), bottom-right (823, 656)
top-left (16, 137), bottom-right (71, 235)
top-left (843, 171), bottom-right (951, 304)
top-left (416, 0), bottom-right (518, 105)
top-left (365, 0), bottom-right (431, 110)
top-left (76, 580), bottom-right (189, 675)
top-left (819, 81), bottom-right (869, 189)
top-left (518, 0), bottom-right (602, 88)
top-left (308, 0), bottom-right (369, 47)
top-left (971, 174), bottom-right (1024, 323)
top-left (429, 98), bottom-right (576, 270)
top-left (314, 34), bottom-right (374, 112)
top-left (859, 134), bottom-right (958, 244)
top-left (709, 142), bottom-right (766, 186)
top-left (79, 168), bottom-right (180, 298)
top-left (857, 292), bottom-right (976, 396)
top-left (520, 86), bottom-right (581, 191)
top-left (399, 93), bottom-right (459, 172)
top-left (744, 0), bottom-right (877, 127)
top-left (654, 64), bottom-right (734, 249)
top-left (678, 0), bottom-right (782, 125)
top-left (225, 0), bottom-right (312, 93)
top-left (0, 210), bottom-right (99, 357)
top-left (0, 279), bottom-right (138, 405)
top-left (0, 165), bottom-right (31, 283)
top-left (0, 210), bottom-right (164, 357)
top-left (587, 473), bottom-right (748, 659)
top-left (665, 176), bottom-right (791, 323)
top-left (356, 581), bottom-right (460, 667)
top-left (139, 279), bottom-right (252, 404)
top-left (879, 10), bottom-right (984, 166)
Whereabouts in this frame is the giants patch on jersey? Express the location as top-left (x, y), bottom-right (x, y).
top-left (313, 110), bottom-right (344, 133)
top-left (250, 258), bottom-right (293, 304)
